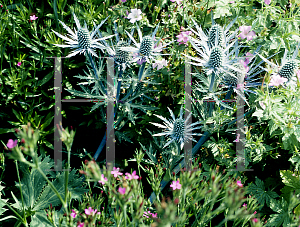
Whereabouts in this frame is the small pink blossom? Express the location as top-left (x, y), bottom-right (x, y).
top-left (70, 209), bottom-right (77, 218)
top-left (17, 62), bottom-right (22, 67)
top-left (259, 101), bottom-right (266, 110)
top-left (121, 0), bottom-right (127, 2)
top-left (170, 180), bottom-right (181, 190)
top-left (237, 180), bottom-right (243, 187)
top-left (264, 0), bottom-right (271, 5)
top-left (85, 207), bottom-right (97, 216)
top-left (77, 223), bottom-right (84, 227)
top-left (238, 26), bottom-right (256, 41)
top-left (118, 187), bottom-right (126, 195)
top-left (170, 0), bottom-right (182, 5)
top-left (30, 15), bottom-right (38, 21)
top-left (137, 57), bottom-right (146, 65)
top-left (268, 74), bottom-right (288, 87)
top-left (254, 211), bottom-right (257, 215)
top-left (7, 139), bottom-right (17, 149)
top-left (111, 167), bottom-right (123, 178)
top-left (152, 58), bottom-right (168, 70)
top-left (176, 31), bottom-right (192, 45)
top-left (125, 170), bottom-right (139, 180)
top-left (242, 203), bottom-right (247, 208)
top-left (229, 1), bottom-right (235, 3)
top-left (245, 52), bottom-right (254, 65)
top-left (237, 83), bottom-right (244, 90)
top-left (234, 133), bottom-right (240, 142)
top-left (252, 218), bottom-right (258, 223)
top-left (143, 211), bottom-right (152, 218)
top-left (152, 213), bottom-right (158, 218)
top-left (98, 174), bottom-right (108, 185)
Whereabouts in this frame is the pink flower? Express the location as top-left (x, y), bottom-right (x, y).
top-left (176, 31), bottom-right (192, 45)
top-left (17, 62), bottom-right (22, 67)
top-left (98, 174), bottom-right (108, 185)
top-left (170, 180), bottom-right (181, 190)
top-left (297, 70), bottom-right (300, 82)
top-left (30, 15), bottom-right (38, 21)
top-left (121, 0), bottom-right (127, 2)
top-left (264, 0), bottom-right (271, 5)
top-left (70, 209), bottom-right (77, 218)
top-left (237, 180), bottom-right (243, 187)
top-left (259, 101), bottom-right (266, 110)
top-left (254, 211), bottom-right (257, 215)
top-left (170, 0), bottom-right (182, 5)
top-left (252, 218), bottom-right (258, 223)
top-left (152, 58), bottom-right (168, 70)
top-left (85, 207), bottom-right (97, 216)
top-left (234, 133), bottom-right (240, 142)
top-left (7, 139), bottom-right (17, 149)
top-left (111, 167), bottom-right (123, 178)
top-left (238, 26), bottom-right (256, 41)
top-left (268, 74), bottom-right (288, 87)
top-left (245, 52), bottom-right (254, 65)
top-left (118, 187), bottom-right (126, 195)
top-left (242, 203), bottom-right (247, 208)
top-left (77, 223), bottom-right (84, 227)
top-left (151, 213), bottom-right (158, 218)
top-left (143, 211), bottom-right (152, 218)
top-left (125, 170), bottom-right (139, 180)
top-left (229, 1), bottom-right (235, 3)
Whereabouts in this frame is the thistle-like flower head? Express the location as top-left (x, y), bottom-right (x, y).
top-left (150, 106), bottom-right (202, 150)
top-left (257, 42), bottom-right (300, 88)
top-left (119, 23), bottom-right (174, 64)
top-left (208, 24), bottom-right (225, 48)
top-left (52, 13), bottom-right (115, 58)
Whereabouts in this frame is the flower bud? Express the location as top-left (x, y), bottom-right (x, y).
top-left (174, 198), bottom-right (179, 204)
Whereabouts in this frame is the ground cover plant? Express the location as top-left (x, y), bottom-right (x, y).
top-left (1, 0), bottom-right (300, 226)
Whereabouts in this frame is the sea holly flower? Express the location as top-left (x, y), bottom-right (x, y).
top-left (170, 180), bottom-right (181, 190)
top-left (7, 139), bottom-right (17, 149)
top-left (30, 15), bottom-right (38, 21)
top-left (238, 26), bottom-right (256, 41)
top-left (150, 105), bottom-right (202, 150)
top-left (257, 42), bottom-right (300, 88)
top-left (119, 23), bottom-right (174, 64)
top-left (187, 12), bottom-right (239, 50)
top-left (127, 8), bottom-right (142, 24)
top-left (98, 174), bottom-right (108, 185)
top-left (96, 21), bottom-right (134, 70)
top-left (52, 13), bottom-right (115, 58)
top-left (111, 167), bottom-right (123, 177)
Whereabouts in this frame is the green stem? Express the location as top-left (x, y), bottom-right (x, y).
top-left (87, 53), bottom-right (107, 95)
top-left (15, 160), bottom-right (27, 226)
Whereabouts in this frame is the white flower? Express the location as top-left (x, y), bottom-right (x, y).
top-left (152, 58), bottom-right (168, 70)
top-left (52, 13), bottom-right (115, 58)
top-left (150, 106), bottom-right (202, 150)
top-left (127, 9), bottom-right (142, 24)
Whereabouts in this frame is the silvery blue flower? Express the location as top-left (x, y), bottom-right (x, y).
top-left (150, 106), bottom-right (202, 150)
top-left (52, 13), bottom-right (115, 58)
top-left (96, 21), bottom-right (135, 71)
top-left (119, 23), bottom-right (174, 64)
top-left (257, 42), bottom-right (300, 89)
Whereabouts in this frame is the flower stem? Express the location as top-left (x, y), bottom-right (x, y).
top-left (220, 87), bottom-right (234, 111)
top-left (87, 53), bottom-right (107, 95)
top-left (93, 67), bottom-right (124, 161)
